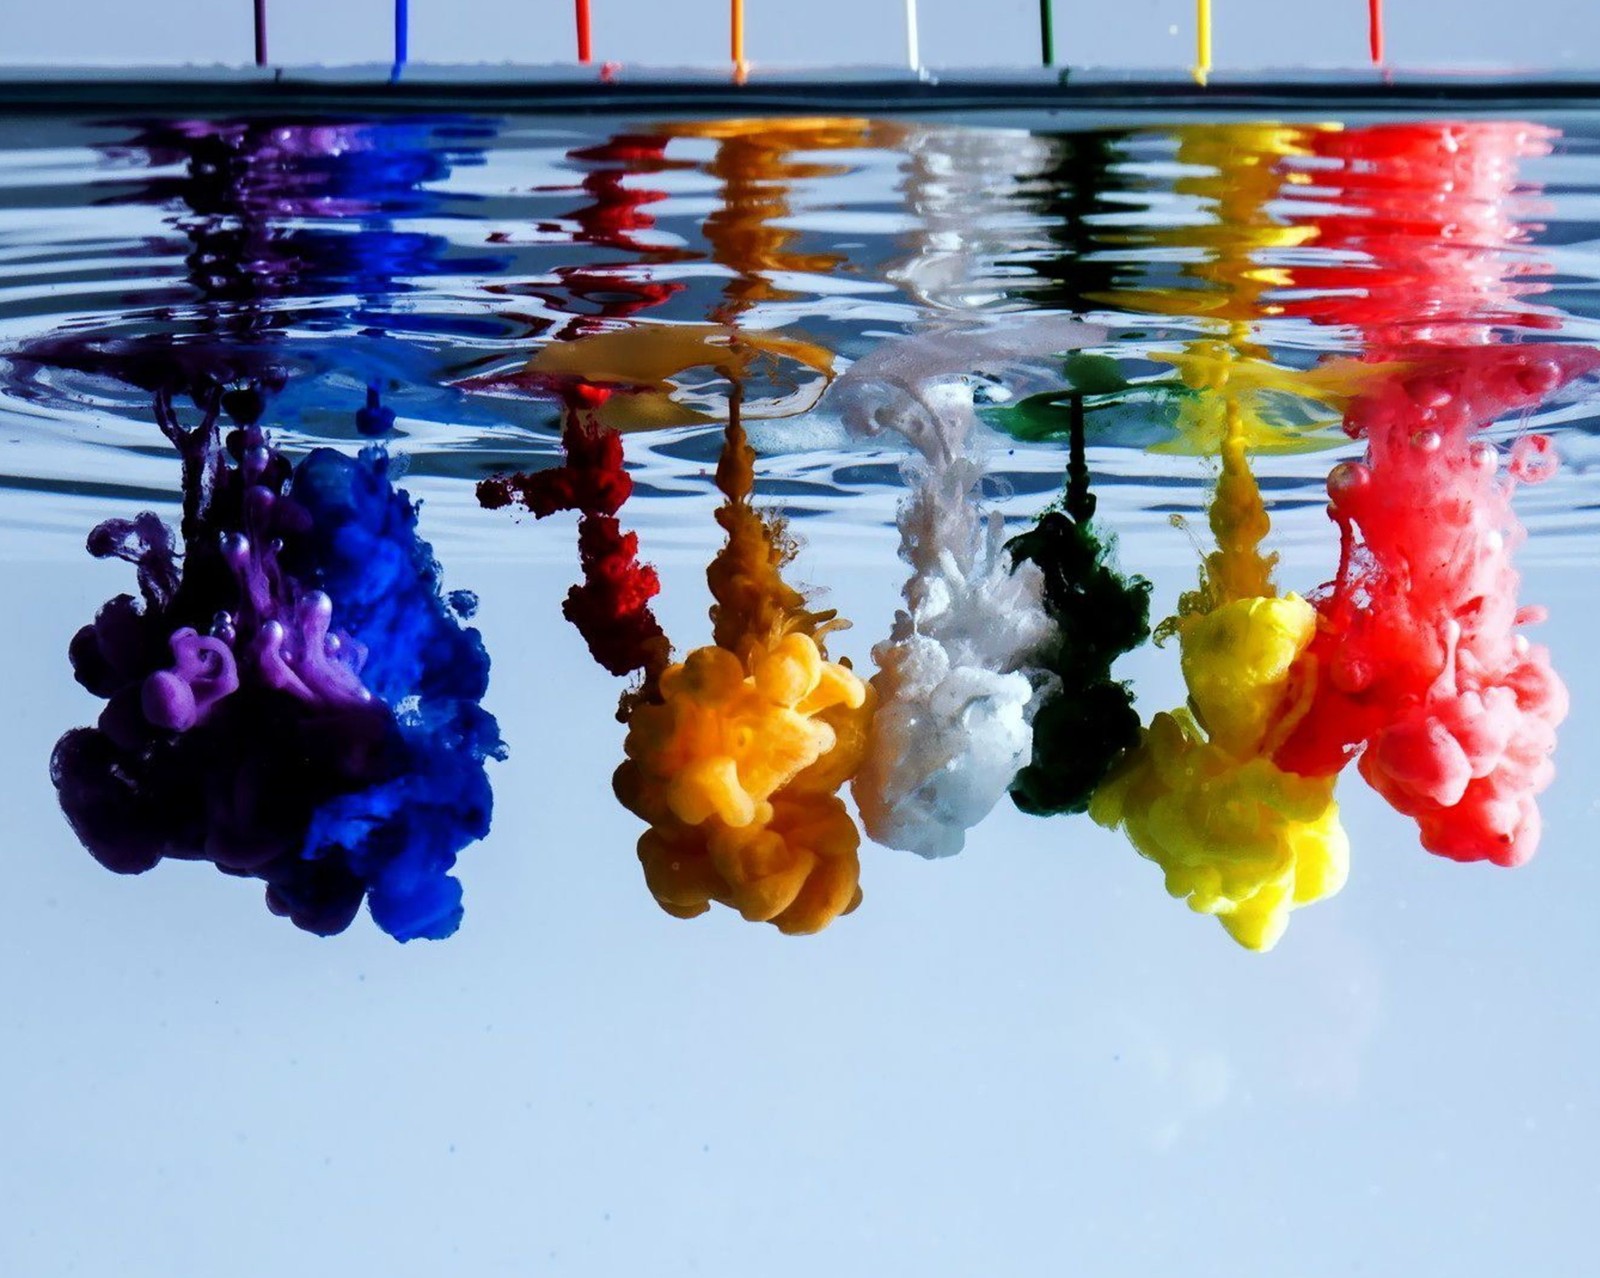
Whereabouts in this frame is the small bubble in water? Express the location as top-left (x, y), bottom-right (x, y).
top-left (1509, 433), bottom-right (1559, 484)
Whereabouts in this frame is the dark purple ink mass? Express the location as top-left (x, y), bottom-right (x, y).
top-left (52, 389), bottom-right (503, 941)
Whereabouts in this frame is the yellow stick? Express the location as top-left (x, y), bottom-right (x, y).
top-left (1194, 0), bottom-right (1212, 86)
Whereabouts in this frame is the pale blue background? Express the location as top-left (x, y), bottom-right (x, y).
top-left (3, 517), bottom-right (1599, 1274)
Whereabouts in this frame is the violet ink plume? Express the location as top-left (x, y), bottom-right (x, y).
top-left (51, 386), bottom-right (503, 940)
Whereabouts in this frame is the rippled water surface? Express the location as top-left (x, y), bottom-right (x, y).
top-left (8, 112), bottom-right (1600, 549)
top-left (5, 107), bottom-right (1600, 1275)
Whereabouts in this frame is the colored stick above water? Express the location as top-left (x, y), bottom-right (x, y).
top-left (1369, 0), bottom-right (1384, 63)
top-left (576, 0), bottom-right (593, 64)
top-left (1195, 0), bottom-right (1212, 85)
top-left (1040, 0), bottom-right (1055, 66)
top-left (393, 0), bottom-right (408, 73)
top-left (253, 0), bottom-right (267, 67)
top-left (905, 0), bottom-right (920, 69)
top-left (731, 0), bottom-right (746, 72)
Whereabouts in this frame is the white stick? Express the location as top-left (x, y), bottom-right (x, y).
top-left (905, 0), bottom-right (920, 70)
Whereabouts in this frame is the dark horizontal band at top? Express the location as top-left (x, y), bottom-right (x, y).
top-left (2, 65), bottom-right (1600, 118)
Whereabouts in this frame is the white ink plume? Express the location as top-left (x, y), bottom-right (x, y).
top-left (837, 316), bottom-right (1106, 857)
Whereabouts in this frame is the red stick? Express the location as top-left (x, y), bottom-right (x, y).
top-left (576, 0), bottom-right (593, 63)
top-left (1368, 0), bottom-right (1384, 64)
